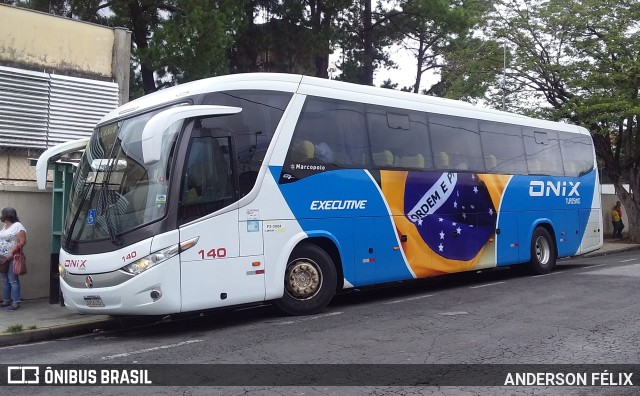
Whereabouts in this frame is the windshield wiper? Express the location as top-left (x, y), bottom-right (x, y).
top-left (97, 159), bottom-right (122, 247)
top-left (64, 183), bottom-right (93, 250)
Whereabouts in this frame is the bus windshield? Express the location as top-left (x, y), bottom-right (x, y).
top-left (65, 108), bottom-right (180, 245)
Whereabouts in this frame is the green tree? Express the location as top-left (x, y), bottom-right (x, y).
top-left (149, 0), bottom-right (242, 86)
top-left (429, 37), bottom-right (504, 102)
top-left (18, 0), bottom-right (71, 15)
top-left (231, 0), bottom-right (338, 76)
top-left (271, 0), bottom-right (351, 78)
top-left (335, 0), bottom-right (398, 85)
top-left (488, 0), bottom-right (640, 241)
top-left (393, 0), bottom-right (493, 94)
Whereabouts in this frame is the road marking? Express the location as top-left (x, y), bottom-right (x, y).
top-left (586, 264), bottom-right (607, 268)
top-left (532, 272), bottom-right (561, 278)
top-left (102, 339), bottom-right (203, 360)
top-left (579, 263), bottom-right (640, 277)
top-left (620, 259), bottom-right (637, 263)
top-left (383, 294), bottom-right (434, 305)
top-left (0, 340), bottom-right (53, 350)
top-left (469, 281), bottom-right (506, 289)
top-left (439, 311), bottom-right (469, 316)
top-left (275, 311), bottom-right (343, 325)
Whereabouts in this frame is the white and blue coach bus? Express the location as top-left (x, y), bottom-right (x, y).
top-left (37, 73), bottom-right (602, 316)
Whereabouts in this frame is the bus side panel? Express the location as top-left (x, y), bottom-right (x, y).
top-left (381, 171), bottom-right (501, 277)
top-left (494, 209), bottom-right (520, 267)
top-left (179, 209), bottom-right (267, 311)
top-left (579, 208), bottom-right (602, 253)
top-left (272, 166), bottom-right (413, 287)
top-left (496, 171), bottom-right (597, 263)
top-left (516, 211), bottom-right (562, 264)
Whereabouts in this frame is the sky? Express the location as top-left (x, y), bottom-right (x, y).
top-left (329, 44), bottom-right (441, 92)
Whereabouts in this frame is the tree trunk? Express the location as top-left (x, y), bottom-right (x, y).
top-left (362, 0), bottom-right (374, 85)
top-left (592, 132), bottom-right (638, 242)
top-left (129, 1), bottom-right (156, 94)
top-left (614, 178), bottom-right (640, 243)
top-left (413, 35), bottom-right (426, 93)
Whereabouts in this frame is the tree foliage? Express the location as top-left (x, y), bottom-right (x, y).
top-left (392, 0), bottom-right (493, 94)
top-left (487, 0), bottom-right (640, 240)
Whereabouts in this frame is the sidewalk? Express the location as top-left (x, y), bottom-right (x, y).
top-left (1, 238), bottom-right (639, 347)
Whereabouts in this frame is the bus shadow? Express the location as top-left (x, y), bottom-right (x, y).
top-left (112, 262), bottom-right (596, 338)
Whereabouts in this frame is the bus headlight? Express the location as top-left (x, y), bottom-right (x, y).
top-left (122, 244), bottom-right (179, 275)
top-left (121, 237), bottom-right (199, 276)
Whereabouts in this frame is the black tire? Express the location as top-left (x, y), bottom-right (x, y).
top-left (526, 226), bottom-right (556, 275)
top-left (274, 243), bottom-right (337, 316)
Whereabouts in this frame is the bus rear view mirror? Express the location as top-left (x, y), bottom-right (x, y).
top-left (141, 105), bottom-right (242, 165)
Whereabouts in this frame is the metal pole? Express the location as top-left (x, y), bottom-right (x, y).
top-left (502, 43), bottom-right (507, 111)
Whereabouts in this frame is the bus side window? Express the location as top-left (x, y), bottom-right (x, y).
top-left (435, 151), bottom-right (449, 170)
top-left (523, 128), bottom-right (563, 176)
top-left (428, 114), bottom-right (484, 172)
top-left (372, 149), bottom-right (394, 167)
top-left (479, 121), bottom-right (526, 174)
top-left (291, 140), bottom-right (315, 162)
top-left (366, 106), bottom-right (430, 170)
top-left (397, 154), bottom-right (425, 169)
top-left (558, 131), bottom-right (594, 177)
top-left (180, 136), bottom-right (234, 222)
top-left (288, 97), bottom-right (369, 169)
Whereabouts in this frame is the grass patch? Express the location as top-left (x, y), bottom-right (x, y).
top-left (5, 324), bottom-right (23, 333)
top-left (27, 325), bottom-right (37, 330)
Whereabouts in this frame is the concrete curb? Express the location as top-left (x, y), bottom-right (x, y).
top-left (0, 318), bottom-right (118, 347)
top-left (581, 244), bottom-right (640, 259)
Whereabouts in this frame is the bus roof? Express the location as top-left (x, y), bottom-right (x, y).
top-left (100, 73), bottom-right (587, 135)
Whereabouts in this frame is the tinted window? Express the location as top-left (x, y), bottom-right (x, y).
top-left (428, 114), bottom-right (484, 172)
top-left (479, 121), bottom-right (527, 174)
top-left (559, 132), bottom-right (594, 177)
top-left (289, 97), bottom-right (369, 167)
top-left (366, 106), bottom-right (431, 170)
top-left (523, 128), bottom-right (563, 176)
top-left (202, 90), bottom-right (292, 196)
top-left (180, 136), bottom-right (234, 222)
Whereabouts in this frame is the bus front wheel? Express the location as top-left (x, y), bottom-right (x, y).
top-left (527, 226), bottom-right (556, 275)
top-left (275, 243), bottom-right (337, 316)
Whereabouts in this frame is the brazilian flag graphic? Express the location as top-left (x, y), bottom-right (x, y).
top-left (381, 171), bottom-right (510, 277)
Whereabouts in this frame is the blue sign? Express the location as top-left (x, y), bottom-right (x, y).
top-left (87, 209), bottom-right (96, 225)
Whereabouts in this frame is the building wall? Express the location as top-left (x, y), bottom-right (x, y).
top-left (0, 152), bottom-right (38, 181)
top-left (0, 4), bottom-right (114, 78)
top-left (0, 185), bottom-right (52, 300)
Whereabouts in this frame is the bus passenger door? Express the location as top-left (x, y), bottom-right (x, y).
top-left (176, 127), bottom-right (264, 312)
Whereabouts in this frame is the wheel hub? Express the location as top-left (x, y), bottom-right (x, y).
top-left (286, 260), bottom-right (321, 299)
top-left (535, 236), bottom-right (550, 264)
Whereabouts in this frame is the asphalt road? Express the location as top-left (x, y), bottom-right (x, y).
top-left (2, 250), bottom-right (640, 395)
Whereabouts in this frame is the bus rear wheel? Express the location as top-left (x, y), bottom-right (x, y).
top-left (275, 243), bottom-right (337, 316)
top-left (527, 226), bottom-right (556, 275)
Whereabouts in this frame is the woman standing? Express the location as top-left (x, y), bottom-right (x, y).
top-left (0, 207), bottom-right (27, 311)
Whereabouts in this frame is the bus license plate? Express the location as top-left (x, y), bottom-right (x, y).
top-left (84, 296), bottom-right (105, 307)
